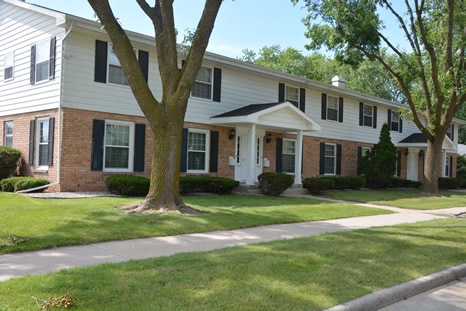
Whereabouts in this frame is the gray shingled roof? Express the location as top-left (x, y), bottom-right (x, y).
top-left (211, 103), bottom-right (283, 118)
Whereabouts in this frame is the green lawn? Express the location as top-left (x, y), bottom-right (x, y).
top-left (1, 218), bottom-right (464, 311)
top-left (323, 189), bottom-right (466, 209)
top-left (0, 193), bottom-right (390, 254)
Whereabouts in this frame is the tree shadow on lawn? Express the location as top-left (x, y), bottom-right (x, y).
top-left (7, 219), bottom-right (465, 311)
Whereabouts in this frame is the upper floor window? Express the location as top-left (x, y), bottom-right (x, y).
top-left (285, 86), bottom-right (299, 108)
top-left (4, 52), bottom-right (14, 81)
top-left (104, 120), bottom-right (134, 172)
top-left (192, 67), bottom-right (212, 100)
top-left (359, 102), bottom-right (377, 128)
top-left (390, 111), bottom-right (399, 131)
top-left (30, 37), bottom-right (56, 85)
top-left (187, 129), bottom-right (209, 173)
top-left (446, 124), bottom-right (454, 141)
top-left (282, 139), bottom-right (296, 174)
top-left (4, 121), bottom-right (13, 147)
top-left (108, 45), bottom-right (129, 86)
top-left (327, 95), bottom-right (339, 121)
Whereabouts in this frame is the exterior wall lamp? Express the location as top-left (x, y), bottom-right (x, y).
top-left (229, 128), bottom-right (236, 140)
top-left (266, 132), bottom-right (272, 143)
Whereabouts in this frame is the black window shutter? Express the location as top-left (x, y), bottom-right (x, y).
top-left (373, 106), bottom-right (377, 128)
top-left (321, 93), bottom-right (327, 120)
top-left (397, 151), bottom-right (402, 177)
top-left (213, 68), bottom-right (222, 102)
top-left (357, 146), bottom-right (362, 175)
top-left (359, 102), bottom-right (364, 126)
top-left (134, 124), bottom-right (146, 172)
top-left (209, 131), bottom-right (219, 172)
top-left (138, 50), bottom-right (149, 82)
top-left (28, 120), bottom-right (35, 165)
top-left (319, 143), bottom-right (325, 175)
top-left (338, 97), bottom-right (344, 122)
top-left (336, 144), bottom-right (342, 175)
top-left (47, 117), bottom-right (55, 166)
top-left (30, 45), bottom-right (36, 85)
top-left (387, 109), bottom-right (392, 128)
top-left (399, 118), bottom-right (403, 133)
top-left (180, 128), bottom-right (188, 172)
top-left (49, 36), bottom-right (56, 80)
top-left (276, 138), bottom-right (283, 172)
top-left (451, 124), bottom-right (455, 141)
top-left (91, 119), bottom-right (105, 171)
top-left (278, 83), bottom-right (285, 102)
top-left (299, 88), bottom-right (306, 112)
top-left (94, 40), bottom-right (108, 83)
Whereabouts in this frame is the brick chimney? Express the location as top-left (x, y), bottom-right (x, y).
top-left (332, 75), bottom-right (346, 88)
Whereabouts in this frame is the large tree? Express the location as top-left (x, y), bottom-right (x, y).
top-left (88, 0), bottom-right (222, 213)
top-left (296, 0), bottom-right (466, 195)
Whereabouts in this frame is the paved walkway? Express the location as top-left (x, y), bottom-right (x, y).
top-left (1, 193), bottom-right (466, 310)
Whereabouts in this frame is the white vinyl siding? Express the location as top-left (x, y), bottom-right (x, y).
top-left (192, 66), bottom-right (212, 100)
top-left (103, 120), bottom-right (134, 172)
top-left (324, 143), bottom-right (336, 175)
top-left (4, 52), bottom-right (14, 81)
top-left (4, 121), bottom-right (13, 147)
top-left (187, 129), bottom-right (209, 173)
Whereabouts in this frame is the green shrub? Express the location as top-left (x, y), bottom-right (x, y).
top-left (438, 177), bottom-right (459, 190)
top-left (257, 172), bottom-right (294, 196)
top-left (180, 176), bottom-right (239, 194)
top-left (401, 179), bottom-right (422, 188)
top-left (388, 177), bottom-right (404, 188)
top-left (0, 146), bottom-right (21, 180)
top-left (303, 177), bottom-right (333, 195)
top-left (105, 175), bottom-right (150, 196)
top-left (348, 176), bottom-right (366, 189)
top-left (0, 177), bottom-right (49, 192)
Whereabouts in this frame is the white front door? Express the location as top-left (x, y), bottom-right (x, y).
top-left (235, 134), bottom-right (263, 183)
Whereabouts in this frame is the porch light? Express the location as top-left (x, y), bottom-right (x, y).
top-left (266, 132), bottom-right (272, 143)
top-left (229, 128), bottom-right (235, 140)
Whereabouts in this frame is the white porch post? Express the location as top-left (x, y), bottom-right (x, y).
top-left (246, 124), bottom-right (257, 185)
top-left (294, 130), bottom-right (303, 184)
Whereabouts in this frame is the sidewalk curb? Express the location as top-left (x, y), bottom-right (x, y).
top-left (324, 263), bottom-right (466, 311)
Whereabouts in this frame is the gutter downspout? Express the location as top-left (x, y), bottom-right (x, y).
top-left (17, 21), bottom-right (74, 193)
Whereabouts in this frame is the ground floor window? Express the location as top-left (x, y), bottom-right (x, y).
top-left (4, 121), bottom-right (13, 147)
top-left (36, 118), bottom-right (49, 168)
top-left (104, 120), bottom-right (134, 172)
top-left (282, 139), bottom-right (296, 173)
top-left (187, 129), bottom-right (209, 173)
top-left (445, 155), bottom-right (452, 177)
top-left (324, 143), bottom-right (336, 175)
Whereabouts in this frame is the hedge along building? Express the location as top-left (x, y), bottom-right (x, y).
top-left (0, 0), bottom-right (463, 192)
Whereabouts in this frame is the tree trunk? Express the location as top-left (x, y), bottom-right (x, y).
top-left (422, 138), bottom-right (443, 196)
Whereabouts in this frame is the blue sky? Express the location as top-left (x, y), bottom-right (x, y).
top-left (27, 0), bottom-right (312, 59)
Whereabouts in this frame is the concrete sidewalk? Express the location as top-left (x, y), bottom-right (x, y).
top-left (1, 197), bottom-right (465, 310)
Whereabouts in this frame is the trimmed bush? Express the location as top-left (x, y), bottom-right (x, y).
top-left (105, 175), bottom-right (150, 196)
top-left (303, 177), bottom-right (334, 195)
top-left (0, 177), bottom-right (49, 192)
top-left (257, 172), bottom-right (294, 196)
top-left (438, 177), bottom-right (459, 190)
top-left (348, 176), bottom-right (366, 189)
top-left (180, 176), bottom-right (239, 195)
top-left (388, 177), bottom-right (404, 188)
top-left (401, 179), bottom-right (422, 188)
top-left (0, 146), bottom-right (21, 180)
top-left (105, 175), bottom-right (240, 196)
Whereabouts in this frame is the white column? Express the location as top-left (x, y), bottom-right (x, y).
top-left (246, 124), bottom-right (256, 185)
top-left (294, 130), bottom-right (303, 184)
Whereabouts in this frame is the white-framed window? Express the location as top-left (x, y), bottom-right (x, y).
top-left (282, 139), bottom-right (296, 173)
top-left (108, 44), bottom-right (129, 86)
top-left (363, 104), bottom-right (374, 127)
top-left (446, 125), bottom-right (454, 140)
top-left (103, 120), bottom-right (134, 172)
top-left (324, 143), bottom-right (336, 175)
top-left (35, 40), bottom-right (51, 83)
top-left (36, 118), bottom-right (50, 168)
top-left (327, 95), bottom-right (339, 121)
top-left (192, 66), bottom-right (212, 100)
top-left (4, 52), bottom-right (14, 81)
top-left (445, 155), bottom-right (451, 177)
top-left (390, 111), bottom-right (400, 131)
top-left (361, 146), bottom-right (371, 157)
top-left (285, 86), bottom-right (299, 108)
top-left (187, 129), bottom-right (209, 173)
top-left (4, 121), bottom-right (13, 147)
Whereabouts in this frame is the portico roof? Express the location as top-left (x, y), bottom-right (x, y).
top-left (397, 133), bottom-right (456, 150)
top-left (210, 102), bottom-right (321, 132)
